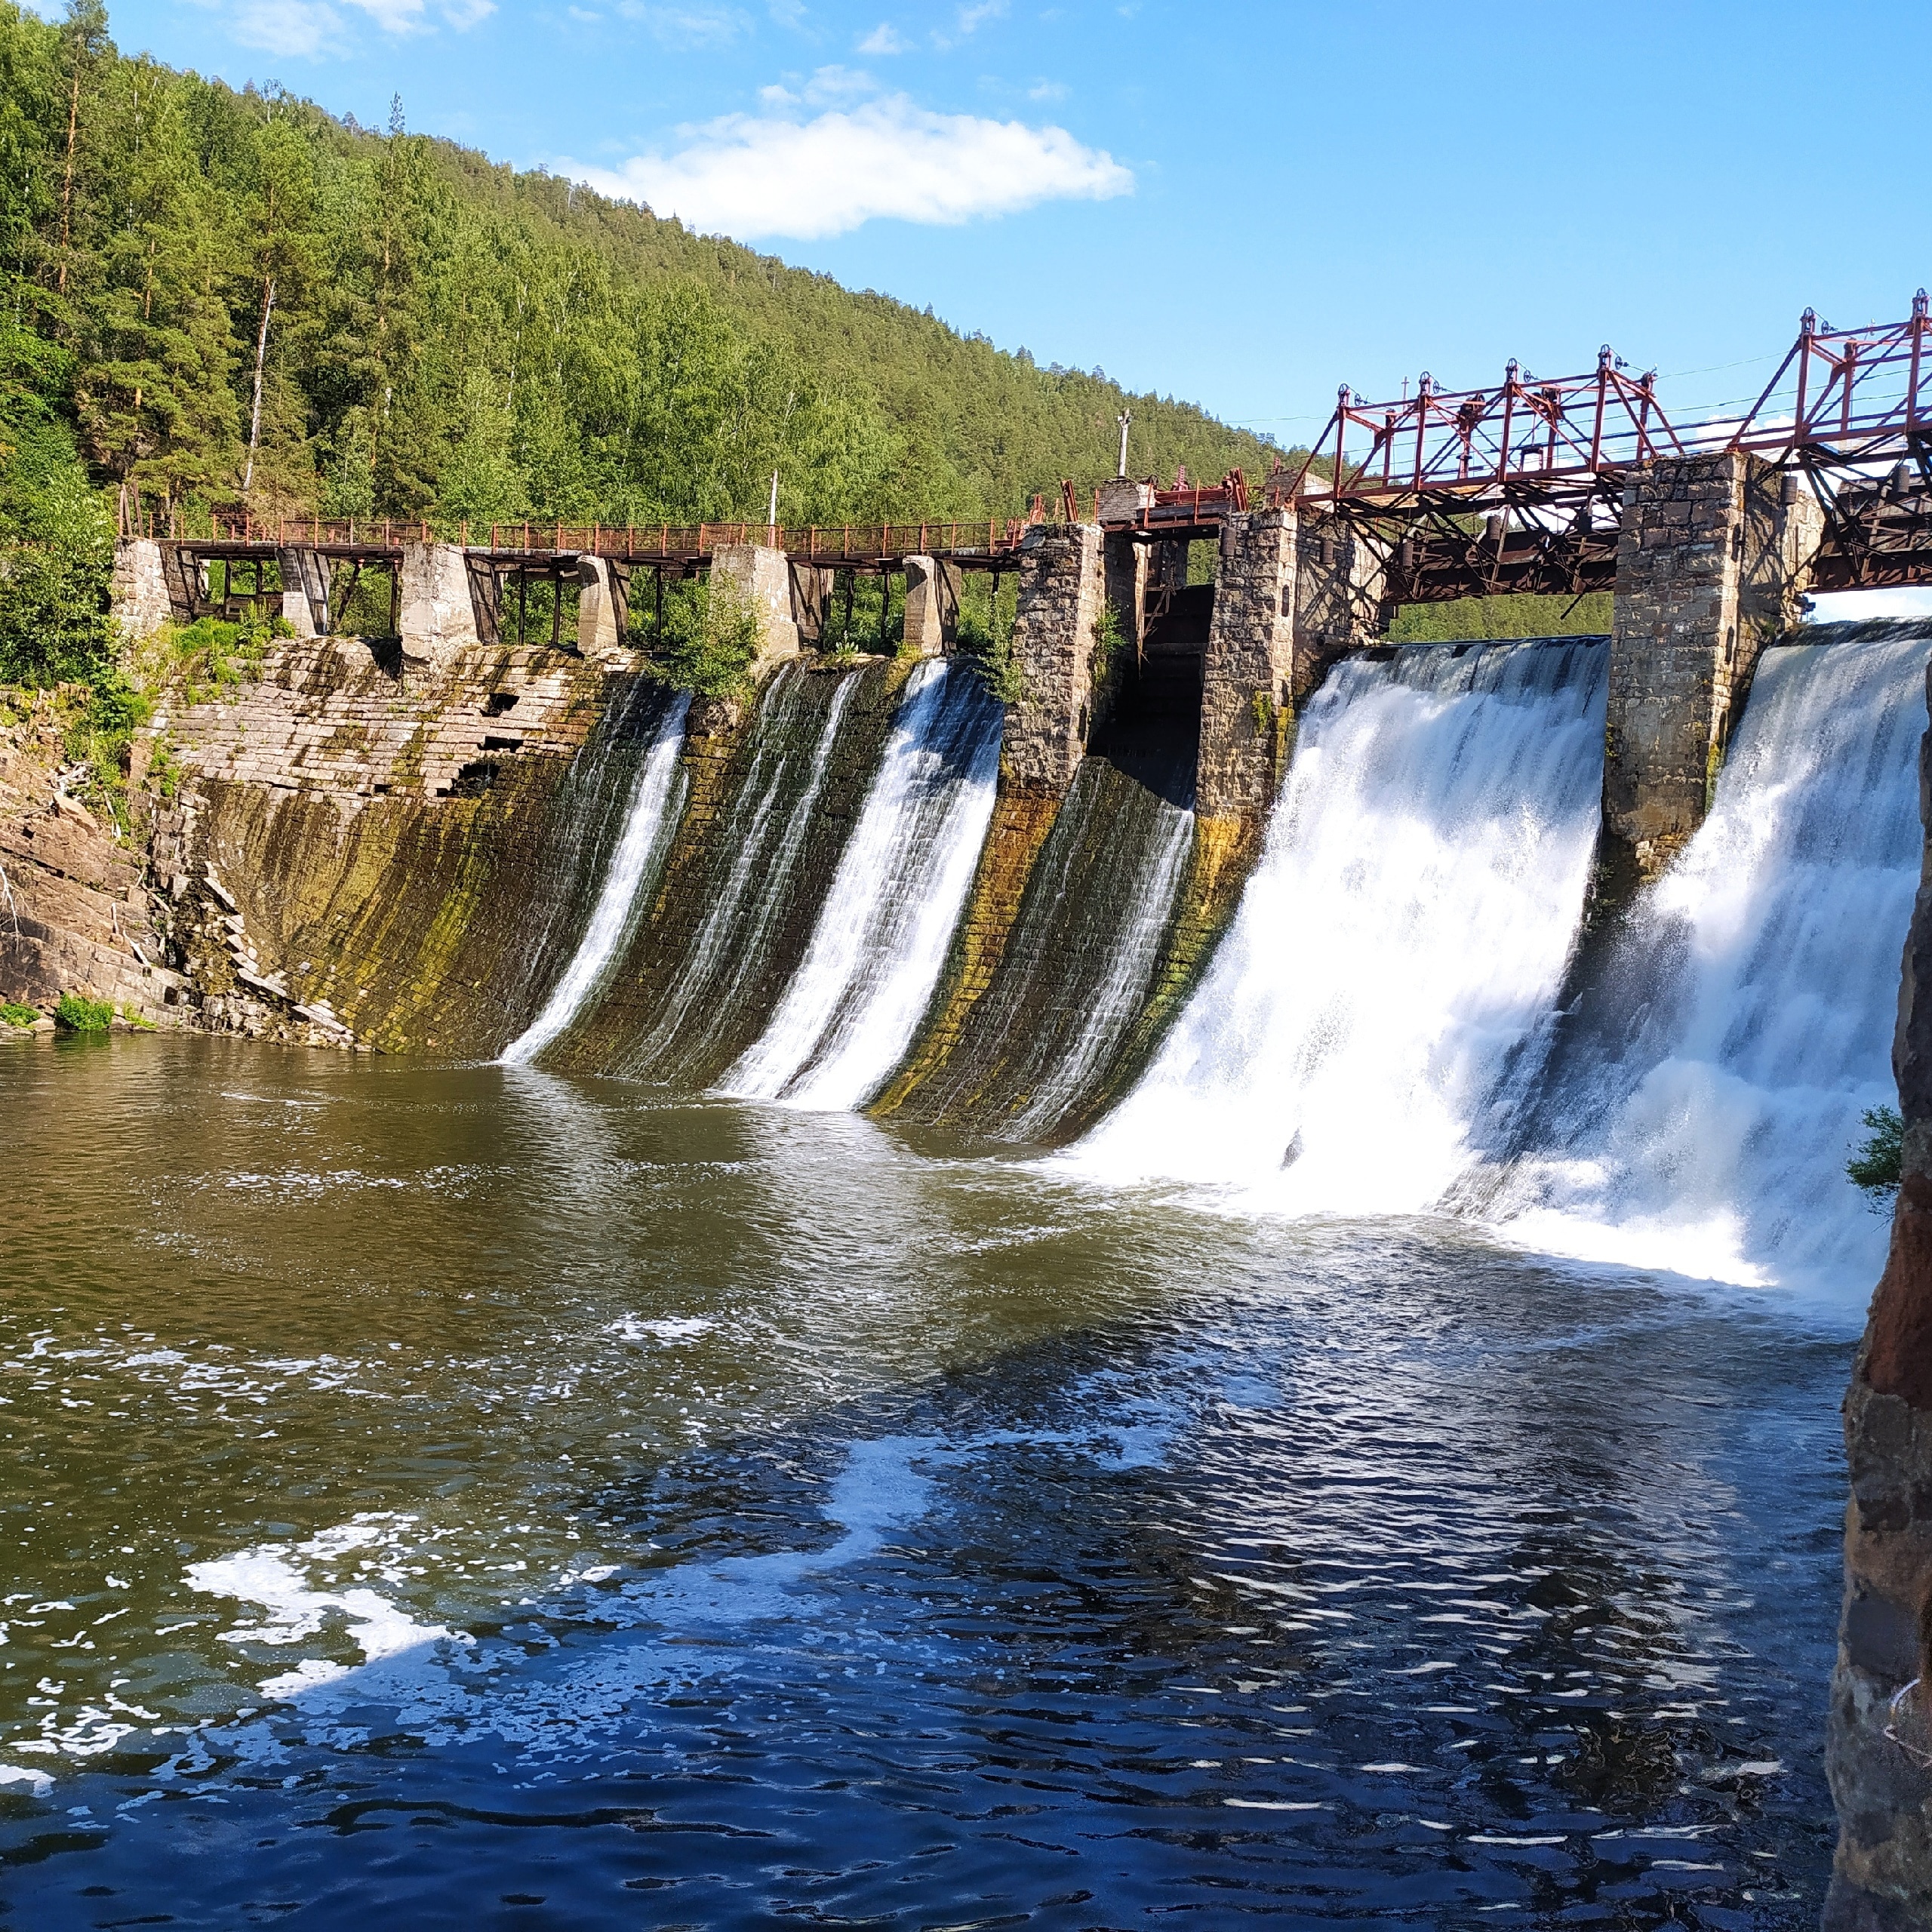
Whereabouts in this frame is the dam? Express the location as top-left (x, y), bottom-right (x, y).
top-left (6, 299), bottom-right (1932, 1926)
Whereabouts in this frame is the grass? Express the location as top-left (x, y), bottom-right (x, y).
top-left (0, 1000), bottom-right (39, 1027)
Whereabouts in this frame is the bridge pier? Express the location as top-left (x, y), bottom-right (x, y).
top-left (574, 555), bottom-right (629, 663)
top-left (1002, 525), bottom-right (1109, 795)
top-left (901, 555), bottom-right (961, 657)
top-left (1603, 450), bottom-right (1822, 891)
top-left (111, 538), bottom-right (168, 645)
top-left (1197, 508), bottom-right (1295, 829)
top-left (276, 547), bottom-right (328, 639)
top-left (709, 543), bottom-right (800, 668)
top-left (398, 541), bottom-right (482, 668)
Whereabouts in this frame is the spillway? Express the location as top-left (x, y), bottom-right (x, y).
top-left (1076, 638), bottom-right (1611, 1211)
top-left (1488, 620), bottom-right (1932, 1293)
top-left (500, 691), bottom-right (691, 1067)
top-left (887, 755), bottom-right (1196, 1140)
top-left (719, 660), bottom-right (1001, 1110)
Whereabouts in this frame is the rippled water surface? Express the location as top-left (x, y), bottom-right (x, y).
top-left (0, 1038), bottom-right (1849, 1927)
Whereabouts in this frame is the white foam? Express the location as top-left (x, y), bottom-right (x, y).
top-left (187, 1514), bottom-right (465, 1704)
top-left (1490, 633), bottom-right (1932, 1296)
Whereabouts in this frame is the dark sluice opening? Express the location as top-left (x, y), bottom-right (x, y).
top-left (1092, 582), bottom-right (1210, 808)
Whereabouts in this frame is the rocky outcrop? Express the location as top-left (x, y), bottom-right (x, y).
top-left (1829, 662), bottom-right (1932, 1927)
top-left (0, 688), bottom-right (193, 1028)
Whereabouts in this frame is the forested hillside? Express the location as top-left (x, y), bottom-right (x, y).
top-left (0, 0), bottom-right (1277, 543)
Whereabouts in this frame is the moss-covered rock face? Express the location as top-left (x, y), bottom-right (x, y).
top-left (872, 765), bottom-right (1260, 1144)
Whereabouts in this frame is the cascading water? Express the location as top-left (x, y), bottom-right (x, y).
top-left (719, 660), bottom-right (1001, 1111)
top-left (500, 692), bottom-right (691, 1067)
top-left (1487, 620), bottom-right (1932, 1294)
top-left (1077, 638), bottom-right (1609, 1211)
top-left (604, 662), bottom-right (868, 1087)
top-left (883, 755), bottom-right (1197, 1140)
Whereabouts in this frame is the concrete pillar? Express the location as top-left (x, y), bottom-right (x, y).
top-left (901, 555), bottom-right (960, 657)
top-left (275, 547), bottom-right (326, 639)
top-left (1002, 524), bottom-right (1108, 798)
top-left (1291, 512), bottom-right (1386, 702)
top-left (1198, 509), bottom-right (1297, 824)
top-left (1829, 685), bottom-right (1932, 1925)
top-left (1604, 451), bottom-right (1822, 885)
top-left (575, 554), bottom-right (629, 663)
top-left (110, 538), bottom-right (168, 645)
top-left (397, 541), bottom-right (482, 666)
top-left (709, 543), bottom-right (799, 669)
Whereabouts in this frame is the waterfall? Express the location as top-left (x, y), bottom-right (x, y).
top-left (500, 691), bottom-right (691, 1067)
top-left (1076, 638), bottom-right (1609, 1210)
top-left (615, 662), bottom-right (865, 1084)
top-left (1490, 622), bottom-right (1932, 1294)
top-left (891, 756), bottom-right (1197, 1139)
top-left (719, 660), bottom-right (1001, 1111)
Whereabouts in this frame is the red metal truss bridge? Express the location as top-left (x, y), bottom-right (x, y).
top-left (1248, 294), bottom-right (1932, 601)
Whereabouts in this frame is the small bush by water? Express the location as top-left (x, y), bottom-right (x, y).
top-left (0, 1001), bottom-right (39, 1027)
top-left (1848, 1103), bottom-right (1903, 1206)
top-left (54, 993), bottom-right (115, 1033)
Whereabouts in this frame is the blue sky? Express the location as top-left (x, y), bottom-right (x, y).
top-left (66, 0), bottom-right (1932, 460)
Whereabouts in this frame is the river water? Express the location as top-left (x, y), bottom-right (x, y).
top-left (1, 1036), bottom-right (1846, 1928)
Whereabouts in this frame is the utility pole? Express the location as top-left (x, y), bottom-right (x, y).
top-left (1115, 411), bottom-right (1131, 478)
top-left (768, 470), bottom-right (779, 544)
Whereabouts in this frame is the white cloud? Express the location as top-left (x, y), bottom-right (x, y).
top-left (929, 0), bottom-right (1004, 48)
top-left (857, 22), bottom-right (908, 53)
top-left (566, 94), bottom-right (1131, 241)
top-left (342, 0), bottom-right (429, 31)
top-left (614, 1), bottom-right (746, 44)
top-left (226, 0), bottom-right (485, 51)
top-left (1027, 78), bottom-right (1067, 101)
top-left (232, 0), bottom-right (343, 54)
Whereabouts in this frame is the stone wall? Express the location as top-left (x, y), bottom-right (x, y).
top-left (1828, 667), bottom-right (1932, 1928)
top-left (1198, 509), bottom-right (1296, 823)
top-left (1604, 451), bottom-right (1820, 886)
top-left (148, 637), bottom-right (616, 1051)
top-left (165, 637), bottom-right (604, 803)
